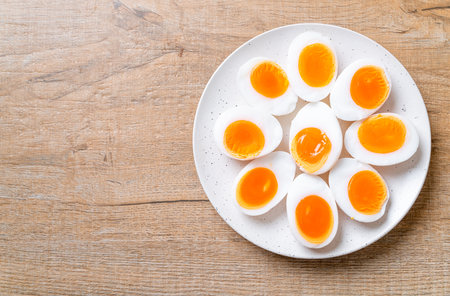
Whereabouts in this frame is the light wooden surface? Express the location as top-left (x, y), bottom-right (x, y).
top-left (0, 0), bottom-right (449, 295)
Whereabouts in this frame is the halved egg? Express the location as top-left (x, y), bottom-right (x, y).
top-left (214, 106), bottom-right (282, 160)
top-left (286, 174), bottom-right (338, 248)
top-left (289, 102), bottom-right (342, 175)
top-left (329, 158), bottom-right (389, 222)
top-left (286, 31), bottom-right (338, 102)
top-left (233, 151), bottom-right (296, 216)
top-left (237, 57), bottom-right (298, 116)
top-left (330, 59), bottom-right (391, 121)
top-left (345, 113), bottom-right (419, 166)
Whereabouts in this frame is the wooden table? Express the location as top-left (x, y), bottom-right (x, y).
top-left (1, 1), bottom-right (448, 295)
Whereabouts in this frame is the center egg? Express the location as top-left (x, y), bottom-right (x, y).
top-left (289, 102), bottom-right (342, 175)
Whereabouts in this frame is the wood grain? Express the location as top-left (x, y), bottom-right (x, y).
top-left (0, 0), bottom-right (449, 295)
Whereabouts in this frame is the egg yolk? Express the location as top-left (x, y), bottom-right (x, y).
top-left (296, 195), bottom-right (333, 244)
top-left (236, 167), bottom-right (278, 209)
top-left (298, 43), bottom-right (335, 87)
top-left (350, 66), bottom-right (390, 109)
top-left (250, 61), bottom-right (289, 98)
top-left (358, 114), bottom-right (406, 153)
top-left (290, 127), bottom-right (332, 173)
top-left (348, 170), bottom-right (387, 215)
top-left (224, 120), bottom-right (265, 159)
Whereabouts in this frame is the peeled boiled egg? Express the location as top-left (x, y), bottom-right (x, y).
top-left (214, 106), bottom-right (282, 160)
top-left (233, 151), bottom-right (296, 216)
top-left (237, 57), bottom-right (298, 116)
top-left (289, 102), bottom-right (342, 175)
top-left (286, 31), bottom-right (338, 102)
top-left (330, 59), bottom-right (391, 121)
top-left (329, 158), bottom-right (389, 222)
top-left (345, 113), bottom-right (419, 166)
top-left (286, 174), bottom-right (338, 248)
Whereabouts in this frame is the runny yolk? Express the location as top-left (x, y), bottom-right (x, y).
top-left (236, 167), bottom-right (278, 209)
top-left (250, 61), bottom-right (289, 98)
top-left (296, 195), bottom-right (333, 244)
top-left (290, 127), bottom-right (332, 173)
top-left (298, 43), bottom-right (335, 87)
top-left (224, 120), bottom-right (265, 159)
top-left (350, 66), bottom-right (390, 109)
top-left (358, 114), bottom-right (406, 153)
top-left (348, 170), bottom-right (387, 215)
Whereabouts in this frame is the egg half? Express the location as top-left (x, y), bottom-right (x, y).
top-left (286, 31), bottom-right (338, 102)
top-left (329, 158), bottom-right (389, 222)
top-left (214, 107), bottom-right (282, 160)
top-left (237, 57), bottom-right (298, 116)
top-left (289, 102), bottom-right (342, 175)
top-left (233, 151), bottom-right (296, 216)
top-left (286, 174), bottom-right (339, 248)
top-left (345, 113), bottom-right (419, 166)
top-left (330, 59), bottom-right (391, 121)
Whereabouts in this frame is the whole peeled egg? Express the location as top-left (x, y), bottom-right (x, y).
top-left (237, 57), bottom-right (298, 116)
top-left (289, 102), bottom-right (342, 175)
top-left (329, 158), bottom-right (389, 222)
top-left (330, 59), bottom-right (391, 121)
top-left (286, 31), bottom-right (338, 102)
top-left (286, 174), bottom-right (339, 248)
top-left (233, 151), bottom-right (296, 216)
top-left (345, 112), bottom-right (419, 166)
top-left (214, 106), bottom-right (282, 160)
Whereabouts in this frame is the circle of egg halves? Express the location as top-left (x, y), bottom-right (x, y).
top-left (213, 31), bottom-right (419, 249)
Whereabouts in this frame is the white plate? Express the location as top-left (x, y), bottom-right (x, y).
top-left (193, 24), bottom-right (431, 259)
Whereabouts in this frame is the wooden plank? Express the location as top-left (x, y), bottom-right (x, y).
top-left (0, 0), bottom-right (448, 295)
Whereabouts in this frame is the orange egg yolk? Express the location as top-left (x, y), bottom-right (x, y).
top-left (348, 170), bottom-right (387, 215)
top-left (298, 43), bottom-right (335, 87)
top-left (350, 66), bottom-right (390, 109)
top-left (296, 195), bottom-right (333, 244)
top-left (250, 61), bottom-right (289, 98)
top-left (358, 114), bottom-right (406, 153)
top-left (224, 120), bottom-right (265, 159)
top-left (236, 167), bottom-right (278, 209)
top-left (290, 127), bottom-right (332, 173)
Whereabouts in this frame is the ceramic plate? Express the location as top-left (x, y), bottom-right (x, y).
top-left (192, 23), bottom-right (431, 259)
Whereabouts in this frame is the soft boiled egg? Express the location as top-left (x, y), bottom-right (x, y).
top-left (289, 102), bottom-right (342, 175)
top-left (345, 113), bottom-right (419, 166)
top-left (286, 31), bottom-right (338, 102)
top-left (286, 174), bottom-right (338, 248)
top-left (233, 151), bottom-right (296, 216)
top-left (237, 57), bottom-right (298, 116)
top-left (330, 59), bottom-right (391, 121)
top-left (329, 158), bottom-right (389, 222)
top-left (214, 106), bottom-right (282, 160)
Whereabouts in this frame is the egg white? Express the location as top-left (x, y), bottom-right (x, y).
top-left (213, 106), bottom-right (283, 161)
top-left (286, 174), bottom-right (339, 249)
top-left (330, 59), bottom-right (391, 121)
top-left (329, 158), bottom-right (389, 222)
top-left (345, 113), bottom-right (419, 166)
top-left (237, 57), bottom-right (298, 116)
top-left (289, 102), bottom-right (342, 175)
top-left (286, 31), bottom-right (338, 102)
top-left (233, 151), bottom-right (296, 216)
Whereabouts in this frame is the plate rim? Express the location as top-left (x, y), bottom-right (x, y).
top-left (192, 23), bottom-right (431, 259)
